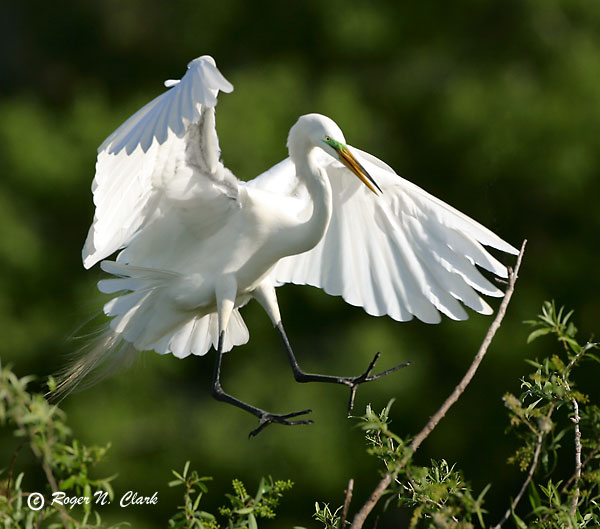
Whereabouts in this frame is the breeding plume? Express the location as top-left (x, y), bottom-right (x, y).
top-left (61, 56), bottom-right (517, 435)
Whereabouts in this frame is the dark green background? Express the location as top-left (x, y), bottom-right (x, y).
top-left (1, 1), bottom-right (599, 527)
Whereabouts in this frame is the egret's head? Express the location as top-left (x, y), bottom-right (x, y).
top-left (288, 114), bottom-right (382, 195)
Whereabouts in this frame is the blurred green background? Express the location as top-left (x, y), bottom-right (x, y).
top-left (1, 0), bottom-right (599, 527)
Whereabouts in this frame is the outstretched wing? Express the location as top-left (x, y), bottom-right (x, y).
top-left (253, 149), bottom-right (518, 324)
top-left (83, 56), bottom-right (235, 269)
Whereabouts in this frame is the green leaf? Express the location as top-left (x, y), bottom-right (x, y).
top-left (61, 475), bottom-right (76, 490)
top-left (197, 481), bottom-right (209, 493)
top-left (528, 481), bottom-right (542, 510)
top-left (562, 336), bottom-right (581, 353)
top-left (383, 398), bottom-right (396, 418)
top-left (248, 513), bottom-right (258, 529)
top-left (255, 477), bottom-right (265, 502)
top-left (511, 510), bottom-right (528, 529)
top-left (475, 483), bottom-right (491, 527)
top-left (586, 353), bottom-right (600, 364)
top-left (84, 483), bottom-right (92, 515)
top-left (527, 328), bottom-right (552, 344)
top-left (193, 492), bottom-right (203, 510)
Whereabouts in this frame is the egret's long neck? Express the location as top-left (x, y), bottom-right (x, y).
top-left (289, 146), bottom-right (333, 254)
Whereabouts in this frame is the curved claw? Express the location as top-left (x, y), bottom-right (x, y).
top-left (249, 409), bottom-right (313, 438)
top-left (347, 353), bottom-right (412, 412)
top-left (364, 360), bottom-right (412, 383)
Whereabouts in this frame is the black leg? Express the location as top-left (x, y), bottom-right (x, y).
top-left (211, 331), bottom-right (313, 437)
top-left (276, 322), bottom-right (410, 411)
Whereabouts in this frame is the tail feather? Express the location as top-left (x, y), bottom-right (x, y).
top-left (49, 326), bottom-right (138, 402)
top-left (218, 309), bottom-right (250, 352)
top-left (149, 310), bottom-right (250, 358)
top-left (51, 259), bottom-right (253, 399)
top-left (168, 317), bottom-right (198, 358)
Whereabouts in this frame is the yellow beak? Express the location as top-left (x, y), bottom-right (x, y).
top-left (337, 146), bottom-right (382, 195)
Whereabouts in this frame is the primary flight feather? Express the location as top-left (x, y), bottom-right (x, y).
top-left (61, 55), bottom-right (518, 434)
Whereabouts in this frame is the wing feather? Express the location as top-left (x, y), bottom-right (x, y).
top-left (255, 147), bottom-right (517, 323)
top-left (83, 56), bottom-right (235, 270)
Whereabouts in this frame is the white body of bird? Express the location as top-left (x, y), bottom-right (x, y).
top-left (93, 112), bottom-right (347, 358)
top-left (58, 56), bottom-right (517, 425)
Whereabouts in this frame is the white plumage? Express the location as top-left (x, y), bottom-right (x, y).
top-left (61, 55), bottom-right (517, 428)
top-left (252, 154), bottom-right (515, 324)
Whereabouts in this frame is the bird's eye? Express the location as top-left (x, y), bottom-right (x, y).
top-left (325, 136), bottom-right (331, 142)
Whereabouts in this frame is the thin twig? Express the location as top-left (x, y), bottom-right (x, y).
top-left (28, 420), bottom-right (73, 527)
top-left (340, 478), bottom-right (354, 527)
top-left (539, 344), bottom-right (597, 524)
top-left (561, 347), bottom-right (587, 516)
top-left (348, 240), bottom-right (527, 529)
top-left (4, 440), bottom-right (26, 501)
top-left (349, 474), bottom-right (392, 529)
top-left (493, 403), bottom-right (554, 529)
top-left (569, 398), bottom-right (582, 516)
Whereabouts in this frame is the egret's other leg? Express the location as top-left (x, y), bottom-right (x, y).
top-left (276, 321), bottom-right (410, 411)
top-left (210, 331), bottom-right (313, 437)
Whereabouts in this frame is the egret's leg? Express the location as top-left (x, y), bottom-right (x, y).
top-left (211, 276), bottom-right (312, 437)
top-left (210, 331), bottom-right (313, 437)
top-left (276, 322), bottom-right (410, 411)
top-left (253, 281), bottom-right (410, 411)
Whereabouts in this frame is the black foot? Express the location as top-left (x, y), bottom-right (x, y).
top-left (249, 408), bottom-right (313, 438)
top-left (345, 352), bottom-right (411, 412)
top-left (276, 323), bottom-right (411, 414)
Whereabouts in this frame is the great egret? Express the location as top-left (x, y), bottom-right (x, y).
top-left (58, 56), bottom-right (518, 435)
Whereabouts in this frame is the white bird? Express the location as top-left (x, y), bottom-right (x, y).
top-left (58, 56), bottom-right (518, 435)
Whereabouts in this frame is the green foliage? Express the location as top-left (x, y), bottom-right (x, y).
top-left (307, 302), bottom-right (600, 528)
top-left (359, 399), bottom-right (410, 467)
top-left (501, 301), bottom-right (600, 528)
top-left (399, 461), bottom-right (488, 529)
top-left (0, 366), bottom-right (294, 529)
top-left (1, 277), bottom-right (599, 529)
top-left (311, 502), bottom-right (344, 529)
top-left (217, 477), bottom-right (293, 528)
top-left (167, 462), bottom-right (218, 529)
top-left (356, 403), bottom-right (488, 529)
top-left (0, 364), bottom-right (117, 528)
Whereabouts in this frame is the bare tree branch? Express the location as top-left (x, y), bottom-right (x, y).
top-left (563, 444), bottom-right (599, 492)
top-left (561, 345), bottom-right (588, 516)
top-left (349, 474), bottom-right (392, 529)
top-left (494, 435), bottom-right (543, 529)
top-left (340, 478), bottom-right (354, 528)
top-left (409, 240), bottom-right (526, 455)
top-left (569, 397), bottom-right (582, 516)
top-left (349, 240), bottom-right (527, 529)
